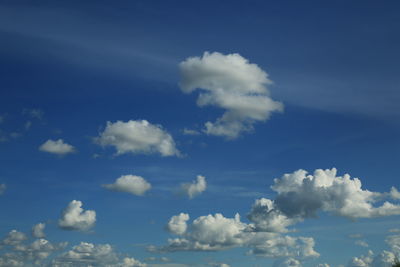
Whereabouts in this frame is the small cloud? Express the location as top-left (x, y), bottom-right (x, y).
top-left (32, 223), bottom-right (46, 238)
top-left (355, 240), bottom-right (369, 247)
top-left (103, 175), bottom-right (151, 196)
top-left (182, 128), bottom-right (201, 135)
top-left (389, 228), bottom-right (400, 233)
top-left (180, 175), bottom-right (207, 199)
top-left (39, 139), bottom-right (76, 155)
top-left (58, 200), bottom-right (96, 231)
top-left (179, 51), bottom-right (283, 139)
top-left (390, 187), bottom-right (400, 200)
top-left (166, 213), bottom-right (190, 235)
top-left (95, 120), bottom-right (180, 157)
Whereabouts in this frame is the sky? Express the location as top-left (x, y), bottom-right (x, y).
top-left (0, 1), bottom-right (400, 266)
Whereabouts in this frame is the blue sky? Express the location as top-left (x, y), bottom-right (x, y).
top-left (0, 1), bottom-right (400, 266)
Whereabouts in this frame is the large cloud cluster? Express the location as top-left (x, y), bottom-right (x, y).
top-left (0, 228), bottom-right (67, 266)
top-left (95, 120), bottom-right (180, 157)
top-left (0, 226), bottom-right (147, 267)
top-left (247, 168), bottom-right (400, 233)
top-left (179, 52), bottom-right (283, 139)
top-left (155, 212), bottom-right (319, 263)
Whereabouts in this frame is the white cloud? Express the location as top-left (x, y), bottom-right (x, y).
top-left (179, 51), bottom-right (283, 139)
top-left (32, 223), bottom-right (46, 238)
top-left (273, 258), bottom-right (302, 267)
top-left (166, 213), bottom-right (190, 235)
top-left (39, 139), bottom-right (76, 155)
top-left (355, 240), bottom-right (369, 247)
top-left (2, 230), bottom-right (27, 246)
top-left (390, 187), bottom-right (400, 200)
top-left (0, 226), bottom-right (149, 267)
top-left (95, 120), bottom-right (180, 157)
top-left (246, 168), bottom-right (400, 234)
top-left (58, 200), bottom-right (96, 231)
top-left (386, 234), bottom-right (400, 254)
top-left (103, 175), bottom-right (151, 196)
top-left (180, 175), bottom-right (207, 199)
top-left (155, 212), bottom-right (318, 263)
top-left (248, 235), bottom-right (319, 259)
top-left (52, 242), bottom-right (146, 267)
top-left (0, 184), bottom-right (5, 195)
top-left (247, 198), bottom-right (300, 233)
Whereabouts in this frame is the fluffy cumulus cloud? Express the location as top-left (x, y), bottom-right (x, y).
top-left (39, 139), bottom-right (76, 155)
top-left (166, 213), bottom-right (190, 235)
top-left (273, 258), bottom-right (302, 267)
top-left (103, 175), bottom-right (151, 196)
top-left (180, 175), bottom-right (207, 199)
top-left (154, 212), bottom-right (318, 264)
top-left (95, 120), bottom-right (180, 157)
top-left (179, 51), bottom-right (283, 139)
top-left (247, 168), bottom-right (400, 233)
top-left (32, 223), bottom-right (45, 239)
top-left (58, 200), bottom-right (96, 231)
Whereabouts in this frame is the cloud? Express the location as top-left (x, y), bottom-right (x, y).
top-left (52, 242), bottom-right (146, 267)
top-left (0, 225), bottom-right (148, 267)
top-left (166, 213), bottom-right (190, 235)
top-left (390, 187), bottom-right (400, 200)
top-left (154, 213), bottom-right (318, 262)
top-left (0, 236), bottom-right (66, 267)
top-left (2, 230), bottom-right (27, 246)
top-left (58, 200), bottom-right (96, 231)
top-left (273, 258), bottom-right (302, 267)
top-left (0, 184), bottom-right (5, 195)
top-left (179, 52), bottom-right (283, 139)
top-left (180, 175), bottom-right (207, 199)
top-left (182, 128), bottom-right (201, 136)
top-left (95, 120), bottom-right (180, 157)
top-left (103, 175), bottom-right (151, 196)
top-left (347, 250), bottom-right (398, 267)
top-left (355, 240), bottom-right (369, 247)
top-left (32, 223), bottom-right (45, 238)
top-left (247, 168), bottom-right (400, 233)
top-left (386, 234), bottom-right (400, 254)
top-left (247, 198), bottom-right (300, 233)
top-left (39, 139), bottom-right (76, 155)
